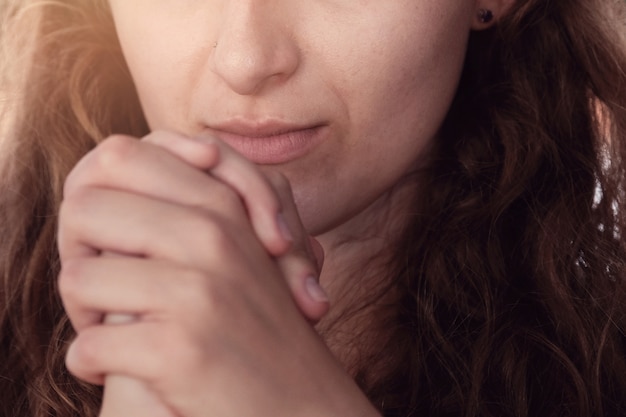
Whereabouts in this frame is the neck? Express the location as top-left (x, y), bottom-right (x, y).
top-left (314, 177), bottom-right (419, 371)
top-left (316, 175), bottom-right (418, 290)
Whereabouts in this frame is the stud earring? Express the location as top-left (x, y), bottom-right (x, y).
top-left (477, 9), bottom-right (494, 24)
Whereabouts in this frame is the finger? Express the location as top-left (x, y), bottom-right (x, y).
top-left (100, 252), bottom-right (140, 327)
top-left (277, 254), bottom-right (329, 323)
top-left (266, 172), bottom-right (329, 322)
top-left (206, 139), bottom-right (292, 255)
top-left (100, 376), bottom-right (176, 417)
top-left (308, 236), bottom-right (325, 272)
top-left (58, 188), bottom-right (264, 277)
top-left (64, 131), bottom-right (292, 260)
top-left (263, 170), bottom-right (321, 268)
top-left (62, 134), bottom-right (243, 221)
top-left (61, 133), bottom-right (324, 321)
top-left (145, 132), bottom-right (293, 256)
top-left (59, 257), bottom-right (189, 332)
top-left (191, 144), bottom-right (330, 323)
top-left (66, 321), bottom-right (166, 385)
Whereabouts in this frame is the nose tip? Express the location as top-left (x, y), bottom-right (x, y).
top-left (212, 40), bottom-right (299, 95)
top-left (210, 11), bottom-right (299, 96)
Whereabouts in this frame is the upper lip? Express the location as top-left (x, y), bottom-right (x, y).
top-left (206, 119), bottom-right (324, 138)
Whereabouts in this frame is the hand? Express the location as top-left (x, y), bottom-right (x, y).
top-left (61, 131), bottom-right (327, 417)
top-left (61, 132), bottom-right (327, 321)
top-left (97, 132), bottom-right (325, 417)
top-left (58, 132), bottom-right (378, 417)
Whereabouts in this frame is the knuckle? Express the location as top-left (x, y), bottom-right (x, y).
top-left (66, 330), bottom-right (100, 376)
top-left (175, 268), bottom-right (215, 309)
top-left (146, 325), bottom-right (211, 385)
top-left (63, 134), bottom-right (137, 197)
top-left (173, 268), bottom-right (229, 327)
top-left (94, 134), bottom-right (139, 172)
top-left (162, 210), bottom-right (234, 267)
top-left (59, 187), bottom-right (94, 222)
top-left (190, 140), bottom-right (220, 167)
top-left (196, 279), bottom-right (227, 320)
top-left (184, 211), bottom-right (238, 257)
top-left (58, 258), bottom-right (85, 302)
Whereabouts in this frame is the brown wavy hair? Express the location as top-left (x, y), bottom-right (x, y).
top-left (1, 1), bottom-right (626, 416)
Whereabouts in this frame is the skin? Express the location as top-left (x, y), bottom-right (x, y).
top-left (59, 0), bottom-right (513, 415)
top-left (107, 0), bottom-right (474, 242)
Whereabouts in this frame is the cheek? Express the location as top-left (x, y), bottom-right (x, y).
top-left (323, 2), bottom-right (470, 139)
top-left (340, 20), bottom-right (469, 172)
top-left (111, 11), bottom-right (213, 131)
top-left (292, 9), bottom-right (470, 233)
top-left (124, 51), bottom-right (197, 131)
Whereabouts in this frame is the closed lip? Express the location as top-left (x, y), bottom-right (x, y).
top-left (205, 120), bottom-right (328, 164)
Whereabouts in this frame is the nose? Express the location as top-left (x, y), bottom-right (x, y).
top-left (211, 3), bottom-right (300, 96)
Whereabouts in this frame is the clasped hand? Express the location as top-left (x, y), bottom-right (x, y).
top-left (57, 131), bottom-right (379, 417)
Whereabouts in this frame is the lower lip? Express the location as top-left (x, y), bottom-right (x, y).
top-left (207, 126), bottom-right (327, 165)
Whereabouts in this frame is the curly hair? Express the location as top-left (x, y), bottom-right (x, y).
top-left (0, 1), bottom-right (146, 416)
top-left (1, 1), bottom-right (625, 416)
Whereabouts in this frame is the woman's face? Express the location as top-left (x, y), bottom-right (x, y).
top-left (108, 1), bottom-right (475, 238)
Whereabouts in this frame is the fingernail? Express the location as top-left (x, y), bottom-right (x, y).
top-left (277, 212), bottom-right (293, 242)
top-left (305, 276), bottom-right (329, 303)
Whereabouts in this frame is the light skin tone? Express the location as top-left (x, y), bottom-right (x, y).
top-left (59, 0), bottom-right (514, 416)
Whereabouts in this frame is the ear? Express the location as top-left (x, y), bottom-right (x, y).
top-left (471, 0), bottom-right (516, 30)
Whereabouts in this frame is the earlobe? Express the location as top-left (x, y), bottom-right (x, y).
top-left (471, 0), bottom-right (516, 30)
top-left (477, 9), bottom-right (494, 24)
